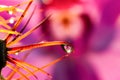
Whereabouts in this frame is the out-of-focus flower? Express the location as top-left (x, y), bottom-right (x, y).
top-left (41, 0), bottom-right (84, 40)
top-left (40, 0), bottom-right (99, 80)
top-left (39, 0), bottom-right (120, 80)
top-left (41, 0), bottom-right (96, 56)
top-left (86, 0), bottom-right (120, 80)
top-left (48, 6), bottom-right (84, 40)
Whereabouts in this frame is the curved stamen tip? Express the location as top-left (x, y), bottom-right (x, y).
top-left (61, 42), bottom-right (73, 54)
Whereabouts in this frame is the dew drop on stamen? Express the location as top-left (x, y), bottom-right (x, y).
top-left (15, 52), bottom-right (19, 55)
top-left (9, 17), bottom-right (15, 24)
top-left (8, 10), bottom-right (13, 15)
top-left (62, 44), bottom-right (73, 54)
top-left (8, 6), bottom-right (15, 15)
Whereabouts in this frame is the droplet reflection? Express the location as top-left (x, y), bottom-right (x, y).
top-left (62, 43), bottom-right (73, 54)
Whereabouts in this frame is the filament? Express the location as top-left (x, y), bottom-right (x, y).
top-left (7, 62), bottom-right (29, 80)
top-left (7, 16), bottom-right (50, 46)
top-left (7, 41), bottom-right (68, 53)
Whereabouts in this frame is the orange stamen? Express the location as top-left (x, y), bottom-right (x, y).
top-left (7, 62), bottom-right (29, 80)
top-left (7, 52), bottom-right (31, 79)
top-left (17, 54), bottom-right (70, 79)
top-left (5, 0), bottom-right (33, 43)
top-left (8, 41), bottom-right (68, 53)
top-left (0, 29), bottom-right (20, 35)
top-left (7, 15), bottom-right (50, 46)
top-left (8, 56), bottom-right (52, 78)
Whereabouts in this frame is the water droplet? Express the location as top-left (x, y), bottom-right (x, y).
top-left (62, 44), bottom-right (73, 54)
top-left (8, 6), bottom-right (15, 15)
top-left (8, 10), bottom-right (13, 15)
top-left (9, 17), bottom-right (15, 24)
top-left (15, 52), bottom-right (19, 55)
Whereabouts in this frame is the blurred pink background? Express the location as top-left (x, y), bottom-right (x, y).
top-left (0, 0), bottom-right (120, 80)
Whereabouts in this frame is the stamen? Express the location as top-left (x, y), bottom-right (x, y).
top-left (5, 0), bottom-right (33, 43)
top-left (7, 16), bottom-right (50, 46)
top-left (15, 61), bottom-right (38, 79)
top-left (12, 0), bottom-right (33, 30)
top-left (0, 16), bottom-right (11, 29)
top-left (7, 41), bottom-right (70, 53)
top-left (6, 66), bottom-right (19, 80)
top-left (17, 54), bottom-right (70, 79)
top-left (8, 57), bottom-right (38, 79)
top-left (8, 56), bottom-right (52, 78)
top-left (11, 6), bottom-right (36, 42)
top-left (0, 5), bottom-right (23, 13)
top-left (7, 52), bottom-right (31, 79)
top-left (41, 54), bottom-right (69, 69)
top-left (0, 29), bottom-right (20, 35)
top-left (7, 62), bottom-right (29, 80)
top-left (0, 22), bottom-right (11, 29)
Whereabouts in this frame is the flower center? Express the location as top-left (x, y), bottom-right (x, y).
top-left (0, 40), bottom-right (7, 71)
top-left (61, 17), bottom-right (70, 27)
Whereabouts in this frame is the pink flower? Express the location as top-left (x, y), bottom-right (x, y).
top-left (40, 0), bottom-right (98, 80)
top-left (48, 5), bottom-right (84, 40)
